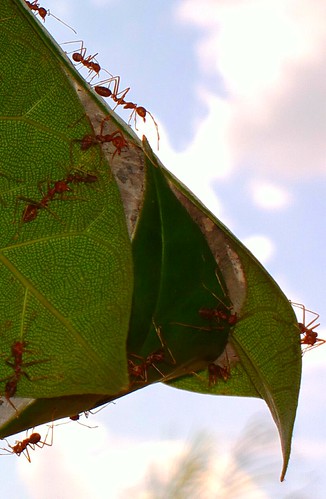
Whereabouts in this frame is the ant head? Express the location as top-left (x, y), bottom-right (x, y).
top-left (136, 106), bottom-right (147, 120)
top-left (298, 322), bottom-right (305, 332)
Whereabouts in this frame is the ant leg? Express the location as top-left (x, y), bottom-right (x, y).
top-left (290, 301), bottom-right (320, 328)
top-left (47, 10), bottom-right (77, 34)
top-left (36, 423), bottom-right (54, 449)
top-left (22, 446), bottom-right (31, 463)
top-left (62, 39), bottom-right (87, 58)
top-left (145, 110), bottom-right (160, 150)
top-left (152, 321), bottom-right (176, 365)
top-left (0, 440), bottom-right (14, 456)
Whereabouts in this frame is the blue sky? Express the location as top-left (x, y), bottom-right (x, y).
top-left (3, 0), bottom-right (326, 497)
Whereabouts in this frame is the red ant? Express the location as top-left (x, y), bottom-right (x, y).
top-left (69, 403), bottom-right (109, 424)
top-left (199, 276), bottom-right (237, 326)
top-left (54, 412), bottom-right (98, 430)
top-left (94, 75), bottom-right (160, 148)
top-left (128, 324), bottom-right (175, 384)
top-left (192, 347), bottom-right (235, 388)
top-left (0, 424), bottom-right (53, 463)
top-left (22, 179), bottom-right (71, 223)
top-left (20, 171), bottom-right (97, 223)
top-left (0, 340), bottom-right (50, 413)
top-left (207, 362), bottom-right (230, 386)
top-left (25, 0), bottom-right (47, 19)
top-left (172, 302), bottom-right (236, 334)
top-left (128, 348), bottom-right (166, 383)
top-left (1, 341), bottom-right (30, 411)
top-left (25, 1), bottom-right (76, 33)
top-left (191, 362), bottom-right (230, 388)
top-left (67, 413), bottom-right (98, 429)
top-left (172, 271), bottom-right (237, 333)
top-left (57, 404), bottom-right (110, 429)
top-left (63, 41), bottom-right (101, 79)
top-left (199, 307), bottom-right (237, 326)
top-left (290, 302), bottom-right (325, 352)
top-left (79, 125), bottom-right (128, 159)
top-left (70, 412), bottom-right (91, 422)
top-left (54, 412), bottom-right (97, 430)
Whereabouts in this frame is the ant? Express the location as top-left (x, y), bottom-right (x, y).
top-left (54, 412), bottom-right (96, 430)
top-left (69, 403), bottom-right (109, 424)
top-left (207, 362), bottom-right (230, 386)
top-left (128, 348), bottom-right (166, 383)
top-left (22, 179), bottom-right (71, 223)
top-left (70, 412), bottom-right (91, 422)
top-left (67, 413), bottom-right (98, 429)
top-left (20, 171), bottom-right (98, 224)
top-left (94, 75), bottom-right (160, 148)
top-left (1, 341), bottom-right (30, 411)
top-left (25, 1), bottom-right (76, 33)
top-left (128, 324), bottom-right (175, 384)
top-left (172, 272), bottom-right (237, 334)
top-left (57, 403), bottom-right (110, 429)
top-left (54, 412), bottom-right (98, 430)
top-left (193, 347), bottom-right (235, 388)
top-left (0, 340), bottom-right (50, 413)
top-left (290, 302), bottom-right (325, 352)
top-left (79, 125), bottom-right (128, 159)
top-left (199, 277), bottom-right (237, 326)
top-left (0, 424), bottom-right (53, 463)
top-left (64, 41), bottom-right (101, 79)
top-left (25, 0), bottom-right (47, 19)
top-left (199, 307), bottom-right (237, 326)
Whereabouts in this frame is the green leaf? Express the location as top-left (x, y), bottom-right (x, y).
top-left (127, 144), bottom-right (232, 383)
top-left (0, 0), bottom-right (133, 408)
top-left (141, 139), bottom-right (302, 481)
top-left (0, 0), bottom-right (302, 481)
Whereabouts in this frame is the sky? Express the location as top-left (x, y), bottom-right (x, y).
top-left (2, 0), bottom-right (326, 497)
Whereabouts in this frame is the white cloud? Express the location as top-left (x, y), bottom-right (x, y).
top-left (176, 0), bottom-right (326, 178)
top-left (249, 180), bottom-right (292, 209)
top-left (18, 422), bottom-right (186, 499)
top-left (159, 96), bottom-right (233, 220)
top-left (241, 235), bottom-right (275, 264)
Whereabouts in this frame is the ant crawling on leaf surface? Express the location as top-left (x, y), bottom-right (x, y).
top-left (290, 301), bottom-right (325, 353)
top-left (207, 361), bottom-right (231, 386)
top-left (128, 324), bottom-right (176, 384)
top-left (64, 40), bottom-right (160, 148)
top-left (25, 1), bottom-right (76, 33)
top-left (63, 40), bottom-right (101, 80)
top-left (18, 170), bottom-right (98, 224)
top-left (0, 340), bottom-right (51, 414)
top-left (70, 110), bottom-right (128, 159)
top-left (94, 74), bottom-right (160, 149)
top-left (199, 275), bottom-right (237, 327)
top-left (172, 282), bottom-right (237, 334)
top-left (78, 125), bottom-right (128, 159)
